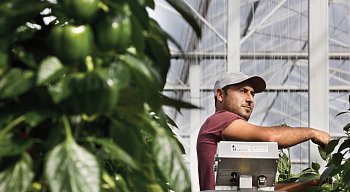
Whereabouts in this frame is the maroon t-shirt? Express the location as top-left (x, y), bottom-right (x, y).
top-left (196, 110), bottom-right (244, 190)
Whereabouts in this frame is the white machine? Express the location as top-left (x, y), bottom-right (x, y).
top-left (215, 141), bottom-right (279, 191)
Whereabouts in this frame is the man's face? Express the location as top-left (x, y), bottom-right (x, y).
top-left (220, 82), bottom-right (255, 120)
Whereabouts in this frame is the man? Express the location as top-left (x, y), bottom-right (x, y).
top-left (196, 72), bottom-right (330, 191)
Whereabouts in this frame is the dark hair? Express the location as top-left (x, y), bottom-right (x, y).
top-left (214, 85), bottom-right (231, 107)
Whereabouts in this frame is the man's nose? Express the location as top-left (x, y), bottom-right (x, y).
top-left (246, 94), bottom-right (254, 104)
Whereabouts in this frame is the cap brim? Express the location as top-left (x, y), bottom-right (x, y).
top-left (246, 76), bottom-right (266, 93)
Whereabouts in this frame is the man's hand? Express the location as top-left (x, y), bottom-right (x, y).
top-left (311, 129), bottom-right (330, 149)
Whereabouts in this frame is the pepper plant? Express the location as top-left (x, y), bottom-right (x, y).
top-left (0, 0), bottom-right (201, 191)
top-left (313, 95), bottom-right (350, 192)
top-left (277, 125), bottom-right (322, 184)
top-left (301, 95), bottom-right (350, 192)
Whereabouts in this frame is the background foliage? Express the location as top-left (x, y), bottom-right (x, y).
top-left (277, 96), bottom-right (350, 191)
top-left (0, 0), bottom-right (200, 191)
top-left (313, 95), bottom-right (350, 192)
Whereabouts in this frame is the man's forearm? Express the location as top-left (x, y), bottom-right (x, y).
top-left (265, 126), bottom-right (328, 148)
top-left (223, 120), bottom-right (330, 148)
top-left (265, 126), bottom-right (313, 148)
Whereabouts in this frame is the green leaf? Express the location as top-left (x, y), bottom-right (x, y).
top-left (163, 112), bottom-right (178, 129)
top-left (344, 169), bottom-right (350, 188)
top-left (36, 56), bottom-right (65, 85)
top-left (165, 0), bottom-right (201, 38)
top-left (109, 118), bottom-right (144, 161)
top-left (101, 171), bottom-right (129, 192)
top-left (90, 138), bottom-right (139, 170)
top-left (145, 19), bottom-right (171, 85)
top-left (0, 68), bottom-right (35, 99)
top-left (105, 61), bottom-right (130, 90)
top-left (312, 162), bottom-right (321, 172)
top-left (0, 134), bottom-right (33, 157)
top-left (0, 0), bottom-right (48, 38)
top-left (298, 172), bottom-right (319, 182)
top-left (151, 128), bottom-right (190, 192)
top-left (137, 0), bottom-right (155, 9)
top-left (11, 46), bottom-right (37, 69)
top-left (130, 15), bottom-right (145, 53)
top-left (277, 149), bottom-right (292, 182)
top-left (336, 111), bottom-right (350, 117)
top-left (160, 93), bottom-right (199, 111)
top-left (343, 123), bottom-right (350, 133)
top-left (0, 153), bottom-right (34, 192)
top-left (326, 153), bottom-right (343, 167)
top-left (23, 110), bottom-right (47, 127)
top-left (337, 139), bottom-right (350, 153)
top-left (47, 78), bottom-right (70, 104)
top-left (0, 50), bottom-right (8, 76)
top-left (120, 54), bottom-right (160, 89)
top-left (320, 164), bottom-right (336, 181)
top-left (119, 54), bottom-right (162, 110)
top-left (45, 138), bottom-right (100, 192)
top-left (326, 139), bottom-right (340, 155)
top-left (318, 146), bottom-right (328, 160)
top-left (127, 0), bottom-right (149, 29)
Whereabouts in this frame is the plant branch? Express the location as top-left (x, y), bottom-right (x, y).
top-left (0, 115), bottom-right (26, 140)
top-left (62, 115), bottom-right (73, 141)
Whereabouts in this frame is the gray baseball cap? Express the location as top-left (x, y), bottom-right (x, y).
top-left (214, 72), bottom-right (266, 93)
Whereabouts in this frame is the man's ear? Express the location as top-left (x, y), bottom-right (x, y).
top-left (216, 89), bottom-right (224, 101)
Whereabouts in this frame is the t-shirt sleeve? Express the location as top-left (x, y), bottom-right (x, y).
top-left (202, 110), bottom-right (244, 141)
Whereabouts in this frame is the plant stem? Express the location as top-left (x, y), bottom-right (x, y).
top-left (85, 56), bottom-right (94, 72)
top-left (62, 115), bottom-right (73, 141)
top-left (0, 115), bottom-right (26, 139)
top-left (288, 148), bottom-right (292, 180)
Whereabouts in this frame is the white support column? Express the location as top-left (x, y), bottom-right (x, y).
top-left (189, 60), bottom-right (200, 191)
top-left (227, 0), bottom-right (240, 72)
top-left (308, 0), bottom-right (329, 167)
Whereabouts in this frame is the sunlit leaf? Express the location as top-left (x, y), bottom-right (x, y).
top-left (151, 128), bottom-right (190, 192)
top-left (0, 153), bottom-right (34, 192)
top-left (37, 56), bottom-right (65, 85)
top-left (45, 138), bottom-right (100, 192)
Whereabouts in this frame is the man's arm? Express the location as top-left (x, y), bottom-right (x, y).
top-left (222, 119), bottom-right (330, 148)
